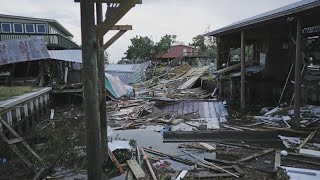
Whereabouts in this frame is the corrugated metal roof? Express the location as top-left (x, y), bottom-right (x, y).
top-left (159, 100), bottom-right (228, 129)
top-left (105, 73), bottom-right (129, 98)
top-left (105, 61), bottom-right (151, 84)
top-left (0, 37), bottom-right (50, 65)
top-left (48, 50), bottom-right (82, 63)
top-left (206, 0), bottom-right (320, 36)
top-left (105, 64), bottom-right (141, 72)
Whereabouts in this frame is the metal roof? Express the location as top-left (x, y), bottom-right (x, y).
top-left (159, 100), bottom-right (228, 129)
top-left (0, 37), bottom-right (50, 65)
top-left (206, 0), bottom-right (320, 36)
top-left (105, 61), bottom-right (151, 84)
top-left (105, 73), bottom-right (130, 98)
top-left (105, 64), bottom-right (141, 73)
top-left (48, 50), bottom-right (82, 64)
top-left (0, 14), bottom-right (73, 37)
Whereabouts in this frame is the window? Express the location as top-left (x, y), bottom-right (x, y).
top-left (36, 24), bottom-right (46, 33)
top-left (1, 23), bottom-right (12, 33)
top-left (25, 24), bottom-right (35, 33)
top-left (13, 23), bottom-right (23, 33)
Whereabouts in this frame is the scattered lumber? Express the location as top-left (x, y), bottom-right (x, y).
top-left (139, 146), bottom-right (158, 180)
top-left (236, 148), bottom-right (274, 163)
top-left (108, 148), bottom-right (125, 174)
top-left (126, 160), bottom-right (146, 180)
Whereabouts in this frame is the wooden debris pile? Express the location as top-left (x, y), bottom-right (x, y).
top-left (136, 64), bottom-right (215, 100)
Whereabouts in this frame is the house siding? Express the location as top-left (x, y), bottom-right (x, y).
top-left (158, 45), bottom-right (197, 59)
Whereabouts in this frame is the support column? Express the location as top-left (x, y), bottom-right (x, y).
top-left (80, 0), bottom-right (102, 179)
top-left (294, 17), bottom-right (302, 127)
top-left (241, 31), bottom-right (246, 110)
top-left (215, 37), bottom-right (220, 71)
top-left (96, 2), bottom-right (108, 164)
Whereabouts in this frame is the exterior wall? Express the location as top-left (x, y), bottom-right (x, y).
top-left (0, 16), bottom-right (68, 37)
top-left (159, 45), bottom-right (197, 59)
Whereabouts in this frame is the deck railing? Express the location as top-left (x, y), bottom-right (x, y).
top-left (0, 33), bottom-right (80, 49)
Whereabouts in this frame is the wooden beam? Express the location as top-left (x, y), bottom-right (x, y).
top-left (102, 30), bottom-right (127, 50)
top-left (111, 25), bottom-right (133, 30)
top-left (96, 0), bottom-right (139, 39)
top-left (126, 160), bottom-right (146, 180)
top-left (74, 0), bottom-right (142, 4)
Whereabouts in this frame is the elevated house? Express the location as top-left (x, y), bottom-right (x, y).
top-left (0, 14), bottom-right (82, 90)
top-left (206, 0), bottom-right (320, 125)
top-left (0, 14), bottom-right (80, 50)
top-left (157, 44), bottom-right (208, 66)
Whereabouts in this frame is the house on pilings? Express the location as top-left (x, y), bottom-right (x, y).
top-left (206, 0), bottom-right (320, 125)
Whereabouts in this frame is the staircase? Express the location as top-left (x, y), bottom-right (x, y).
top-left (0, 117), bottom-right (44, 173)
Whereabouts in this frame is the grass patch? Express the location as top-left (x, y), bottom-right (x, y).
top-left (0, 86), bottom-right (36, 101)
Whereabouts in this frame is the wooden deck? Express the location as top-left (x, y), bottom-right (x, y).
top-left (0, 87), bottom-right (52, 133)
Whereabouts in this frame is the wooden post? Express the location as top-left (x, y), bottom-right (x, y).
top-left (96, 2), bottom-right (108, 164)
top-left (294, 17), bottom-right (302, 127)
top-left (80, 0), bottom-right (102, 179)
top-left (215, 37), bottom-right (220, 71)
top-left (241, 31), bottom-right (246, 110)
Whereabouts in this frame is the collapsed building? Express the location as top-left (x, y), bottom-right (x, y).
top-left (205, 0), bottom-right (320, 125)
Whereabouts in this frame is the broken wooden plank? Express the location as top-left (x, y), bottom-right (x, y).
top-left (296, 130), bottom-right (317, 150)
top-left (236, 148), bottom-right (274, 163)
top-left (199, 142), bottom-right (216, 151)
top-left (126, 160), bottom-right (146, 180)
top-left (274, 150), bottom-right (281, 172)
top-left (182, 150), bottom-right (239, 178)
top-left (108, 148), bottom-right (125, 174)
top-left (175, 170), bottom-right (188, 180)
top-left (140, 146), bottom-right (158, 180)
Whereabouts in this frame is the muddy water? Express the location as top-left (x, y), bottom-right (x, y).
top-left (110, 129), bottom-right (216, 180)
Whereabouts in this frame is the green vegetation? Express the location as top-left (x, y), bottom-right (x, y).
top-left (0, 86), bottom-right (36, 101)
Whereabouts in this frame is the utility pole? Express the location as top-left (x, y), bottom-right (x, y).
top-left (96, 2), bottom-right (108, 164)
top-left (80, 0), bottom-right (102, 179)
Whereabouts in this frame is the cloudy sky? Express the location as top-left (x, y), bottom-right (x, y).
top-left (0, 0), bottom-right (300, 63)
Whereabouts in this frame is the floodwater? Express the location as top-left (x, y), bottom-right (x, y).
top-left (110, 129), bottom-right (216, 180)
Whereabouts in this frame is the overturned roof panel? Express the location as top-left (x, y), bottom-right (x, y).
top-left (105, 61), bottom-right (151, 84)
top-left (0, 37), bottom-right (50, 66)
top-left (48, 50), bottom-right (82, 64)
top-left (206, 0), bottom-right (320, 36)
top-left (105, 73), bottom-right (130, 99)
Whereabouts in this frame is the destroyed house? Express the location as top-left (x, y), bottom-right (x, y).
top-left (0, 37), bottom-right (82, 87)
top-left (206, 0), bottom-right (320, 109)
top-left (0, 14), bottom-right (80, 50)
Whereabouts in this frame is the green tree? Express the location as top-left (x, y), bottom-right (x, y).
top-left (126, 36), bottom-right (154, 63)
top-left (154, 34), bottom-right (177, 57)
top-left (125, 34), bottom-right (177, 62)
top-left (189, 35), bottom-right (207, 53)
top-left (190, 34), bottom-right (217, 61)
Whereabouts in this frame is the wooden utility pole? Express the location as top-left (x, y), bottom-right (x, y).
top-left (294, 17), bottom-right (302, 127)
top-left (80, 0), bottom-right (102, 179)
top-left (240, 30), bottom-right (246, 110)
top-left (77, 1), bottom-right (141, 179)
top-left (96, 2), bottom-right (108, 163)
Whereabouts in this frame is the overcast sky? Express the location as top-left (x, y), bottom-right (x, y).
top-left (0, 0), bottom-right (300, 63)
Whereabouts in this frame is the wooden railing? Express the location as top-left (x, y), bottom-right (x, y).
top-left (0, 33), bottom-right (80, 49)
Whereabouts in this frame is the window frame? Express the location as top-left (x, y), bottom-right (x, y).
top-left (1, 23), bottom-right (12, 33)
top-left (24, 24), bottom-right (35, 33)
top-left (36, 24), bottom-right (46, 33)
top-left (13, 23), bottom-right (24, 33)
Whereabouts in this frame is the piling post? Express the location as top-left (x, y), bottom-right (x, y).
top-left (80, 0), bottom-right (102, 179)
